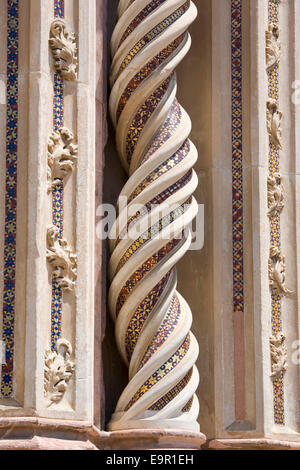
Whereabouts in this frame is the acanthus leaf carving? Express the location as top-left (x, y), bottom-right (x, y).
top-left (270, 333), bottom-right (287, 379)
top-left (267, 99), bottom-right (282, 149)
top-left (49, 19), bottom-right (78, 81)
top-left (267, 172), bottom-right (284, 217)
top-left (266, 23), bottom-right (281, 71)
top-left (268, 245), bottom-right (292, 296)
top-left (107, 1), bottom-right (200, 431)
top-left (47, 127), bottom-right (77, 192)
top-left (44, 338), bottom-right (75, 407)
top-left (47, 225), bottom-right (77, 292)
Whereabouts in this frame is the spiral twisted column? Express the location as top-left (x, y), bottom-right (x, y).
top-left (108, 0), bottom-right (200, 432)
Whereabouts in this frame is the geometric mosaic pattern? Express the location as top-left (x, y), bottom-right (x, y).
top-left (51, 0), bottom-right (65, 350)
top-left (118, 0), bottom-right (190, 77)
top-left (267, 0), bottom-right (285, 426)
top-left (118, 0), bottom-right (167, 47)
top-left (125, 335), bottom-right (191, 411)
top-left (231, 0), bottom-right (244, 315)
top-left (116, 36), bottom-right (184, 123)
top-left (108, 0), bottom-right (200, 431)
top-left (1, 0), bottom-right (19, 397)
top-left (54, 0), bottom-right (64, 19)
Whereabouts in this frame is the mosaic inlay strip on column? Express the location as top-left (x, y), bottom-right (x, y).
top-left (231, 0), bottom-right (246, 421)
top-left (267, 0), bottom-right (285, 426)
top-left (1, 0), bottom-right (19, 398)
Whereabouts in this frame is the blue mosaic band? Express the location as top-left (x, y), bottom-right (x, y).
top-left (51, 0), bottom-right (65, 350)
top-left (1, 0), bottom-right (19, 398)
top-left (268, 0), bottom-right (285, 426)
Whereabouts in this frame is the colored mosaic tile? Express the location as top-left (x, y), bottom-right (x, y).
top-left (116, 237), bottom-right (182, 316)
top-left (51, 182), bottom-right (64, 349)
top-left (125, 334), bottom-right (190, 410)
top-left (271, 293), bottom-right (282, 335)
top-left (118, 0), bottom-right (190, 77)
top-left (149, 368), bottom-right (192, 411)
top-left (231, 0), bottom-right (244, 315)
top-left (267, 0), bottom-right (284, 425)
top-left (117, 35), bottom-right (185, 122)
top-left (126, 76), bottom-right (172, 164)
top-left (268, 0), bottom-right (279, 23)
top-left (1, 0), bottom-right (19, 398)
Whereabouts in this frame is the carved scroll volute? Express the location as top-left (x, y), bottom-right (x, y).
top-left (48, 127), bottom-right (78, 192)
top-left (46, 225), bottom-right (77, 292)
top-left (49, 19), bottom-right (78, 81)
top-left (44, 339), bottom-right (75, 407)
top-left (266, 23), bottom-right (281, 71)
top-left (270, 333), bottom-right (287, 379)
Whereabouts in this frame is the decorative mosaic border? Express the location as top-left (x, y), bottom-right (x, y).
top-left (1, 0), bottom-right (19, 398)
top-left (125, 335), bottom-right (191, 411)
top-left (54, 0), bottom-right (64, 18)
top-left (119, 0), bottom-right (167, 47)
top-left (267, 0), bottom-right (285, 426)
top-left (51, 0), bottom-right (65, 350)
top-left (231, 0), bottom-right (246, 420)
top-left (108, 0), bottom-right (199, 426)
top-left (118, 0), bottom-right (190, 76)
